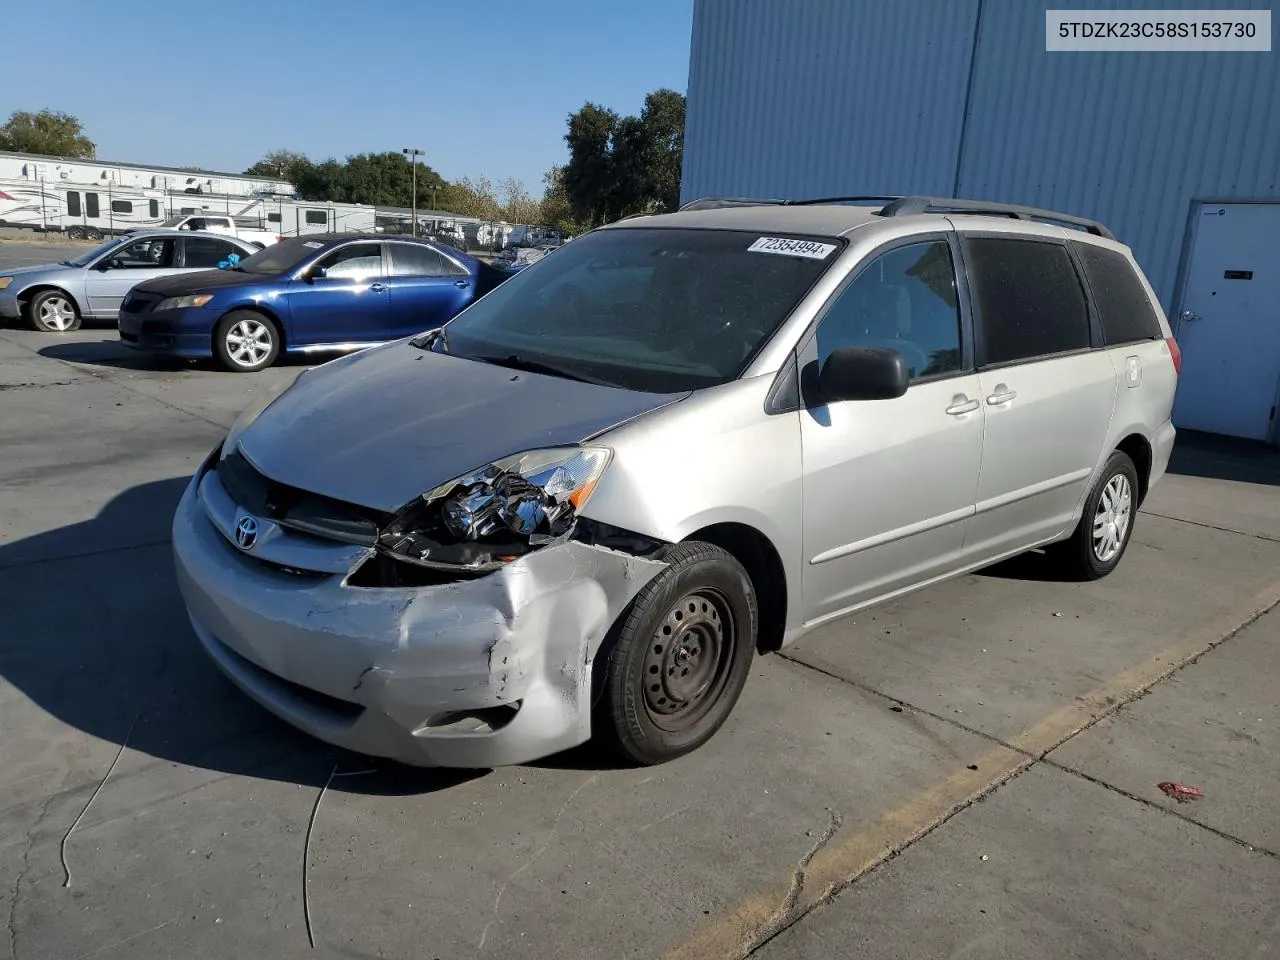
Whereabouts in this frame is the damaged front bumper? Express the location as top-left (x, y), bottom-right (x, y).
top-left (172, 467), bottom-right (666, 768)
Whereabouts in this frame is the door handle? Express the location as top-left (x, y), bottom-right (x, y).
top-left (945, 397), bottom-right (980, 416)
top-left (986, 385), bottom-right (1017, 405)
top-left (369, 282), bottom-right (386, 292)
top-left (454, 279), bottom-right (470, 288)
top-left (1180, 309), bottom-right (1202, 323)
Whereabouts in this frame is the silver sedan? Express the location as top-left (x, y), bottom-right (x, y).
top-left (0, 229), bottom-right (258, 332)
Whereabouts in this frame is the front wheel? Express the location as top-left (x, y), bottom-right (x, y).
top-left (1051, 450), bottom-right (1139, 580)
top-left (27, 289), bottom-right (81, 332)
top-left (213, 311), bottom-right (280, 372)
top-left (595, 541), bottom-right (757, 765)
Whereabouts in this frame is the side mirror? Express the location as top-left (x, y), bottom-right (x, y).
top-left (305, 265), bottom-right (327, 282)
top-left (95, 259), bottom-right (114, 272)
top-left (817, 347), bottom-right (910, 403)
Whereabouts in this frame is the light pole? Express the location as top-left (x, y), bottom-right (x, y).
top-left (402, 147), bottom-right (424, 236)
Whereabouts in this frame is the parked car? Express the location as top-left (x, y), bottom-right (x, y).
top-left (118, 233), bottom-right (512, 372)
top-left (492, 244), bottom-right (556, 272)
top-left (0, 229), bottom-right (259, 332)
top-left (152, 214), bottom-right (282, 248)
top-left (171, 196), bottom-right (1179, 769)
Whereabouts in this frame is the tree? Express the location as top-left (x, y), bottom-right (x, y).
top-left (0, 109), bottom-right (95, 158)
top-left (244, 149), bottom-right (312, 185)
top-left (539, 166), bottom-right (589, 237)
top-left (561, 89), bottom-right (686, 227)
top-left (498, 177), bottom-right (542, 225)
top-left (442, 176), bottom-right (501, 220)
top-left (243, 149), bottom-right (447, 207)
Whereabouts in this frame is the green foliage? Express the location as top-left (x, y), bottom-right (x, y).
top-left (441, 176), bottom-right (501, 220)
top-left (539, 165), bottom-right (589, 237)
top-left (562, 89), bottom-right (685, 226)
top-left (0, 109), bottom-right (95, 159)
top-left (244, 150), bottom-right (447, 208)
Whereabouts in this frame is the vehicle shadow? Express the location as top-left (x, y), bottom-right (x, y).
top-left (973, 548), bottom-right (1071, 583)
top-left (0, 476), bottom-right (485, 795)
top-left (37, 338), bottom-right (315, 372)
top-left (1165, 429), bottom-right (1280, 486)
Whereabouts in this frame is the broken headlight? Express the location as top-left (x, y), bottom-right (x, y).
top-left (377, 446), bottom-right (611, 571)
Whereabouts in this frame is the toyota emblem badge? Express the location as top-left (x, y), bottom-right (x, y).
top-left (234, 514), bottom-right (259, 550)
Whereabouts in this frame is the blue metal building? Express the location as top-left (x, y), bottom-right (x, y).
top-left (680, 0), bottom-right (1280, 442)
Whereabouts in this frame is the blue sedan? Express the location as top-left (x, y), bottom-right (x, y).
top-left (117, 234), bottom-right (512, 372)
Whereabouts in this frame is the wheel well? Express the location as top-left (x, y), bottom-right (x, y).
top-left (685, 523), bottom-right (787, 654)
top-left (1116, 433), bottom-right (1153, 504)
top-left (16, 285), bottom-right (78, 315)
top-left (212, 305), bottom-right (286, 352)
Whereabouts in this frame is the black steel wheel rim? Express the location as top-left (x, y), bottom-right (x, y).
top-left (642, 588), bottom-right (736, 731)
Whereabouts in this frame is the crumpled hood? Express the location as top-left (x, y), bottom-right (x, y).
top-left (134, 268), bottom-right (272, 296)
top-left (237, 342), bottom-right (688, 512)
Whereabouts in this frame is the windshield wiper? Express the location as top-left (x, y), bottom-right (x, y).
top-left (472, 353), bottom-right (602, 385)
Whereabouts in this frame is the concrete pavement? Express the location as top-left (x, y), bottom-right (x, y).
top-left (2, 241), bottom-right (1278, 960)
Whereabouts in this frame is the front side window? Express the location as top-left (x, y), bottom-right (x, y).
top-left (965, 237), bottom-right (1090, 365)
top-left (105, 237), bottom-right (175, 269)
top-left (184, 237), bottom-right (241, 268)
top-left (813, 240), bottom-right (964, 381)
top-left (319, 242), bottom-right (383, 279)
top-left (440, 227), bottom-right (841, 392)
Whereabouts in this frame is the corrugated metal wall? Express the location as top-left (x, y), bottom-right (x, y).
top-left (682, 0), bottom-right (981, 201)
top-left (681, 0), bottom-right (1280, 310)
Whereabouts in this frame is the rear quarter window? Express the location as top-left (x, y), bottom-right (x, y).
top-left (1073, 242), bottom-right (1163, 345)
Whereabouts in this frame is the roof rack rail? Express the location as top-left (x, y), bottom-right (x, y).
top-left (878, 196), bottom-right (1116, 240)
top-left (678, 196), bottom-right (787, 211)
top-left (784, 195), bottom-right (903, 206)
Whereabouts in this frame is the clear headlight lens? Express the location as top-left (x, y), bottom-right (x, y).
top-left (379, 446), bottom-right (611, 571)
top-left (0, 277), bottom-right (13, 290)
top-left (156, 293), bottom-right (213, 311)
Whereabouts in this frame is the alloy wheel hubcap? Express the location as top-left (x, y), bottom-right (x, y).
top-left (39, 298), bottom-right (75, 331)
top-left (642, 590), bottom-right (734, 730)
top-left (226, 319), bottom-right (271, 366)
top-left (1092, 473), bottom-right (1132, 562)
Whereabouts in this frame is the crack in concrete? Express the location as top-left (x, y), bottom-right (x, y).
top-left (1044, 758), bottom-right (1280, 859)
top-left (6, 793), bottom-right (55, 960)
top-left (0, 380), bottom-right (85, 391)
top-left (1143, 510), bottom-right (1280, 545)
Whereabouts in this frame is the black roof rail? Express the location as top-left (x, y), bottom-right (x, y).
top-left (678, 196), bottom-right (787, 211)
top-left (784, 195), bottom-right (903, 206)
top-left (878, 196), bottom-right (1116, 240)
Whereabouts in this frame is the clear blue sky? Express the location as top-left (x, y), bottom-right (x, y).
top-left (0, 0), bottom-right (693, 194)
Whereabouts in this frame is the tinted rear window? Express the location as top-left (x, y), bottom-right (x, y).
top-left (1073, 242), bottom-right (1162, 345)
top-left (965, 237), bottom-right (1090, 365)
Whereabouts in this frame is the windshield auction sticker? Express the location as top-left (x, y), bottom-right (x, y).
top-left (747, 237), bottom-right (837, 259)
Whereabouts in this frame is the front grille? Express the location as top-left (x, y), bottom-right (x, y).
top-left (216, 448), bottom-right (386, 546)
top-left (120, 291), bottom-right (161, 314)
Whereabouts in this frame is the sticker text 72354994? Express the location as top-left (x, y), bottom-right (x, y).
top-left (747, 236), bottom-right (837, 260)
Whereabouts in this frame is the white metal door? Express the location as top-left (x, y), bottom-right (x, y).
top-left (1174, 203), bottom-right (1280, 441)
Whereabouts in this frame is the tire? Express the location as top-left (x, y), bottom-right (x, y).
top-left (213, 310), bottom-right (280, 372)
top-left (66, 225), bottom-right (86, 240)
top-left (595, 541), bottom-right (757, 765)
top-left (26, 289), bottom-right (82, 332)
top-left (1052, 450), bottom-right (1139, 581)
top-left (85, 227), bottom-right (104, 241)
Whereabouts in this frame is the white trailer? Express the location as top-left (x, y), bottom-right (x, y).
top-left (0, 178), bottom-right (170, 238)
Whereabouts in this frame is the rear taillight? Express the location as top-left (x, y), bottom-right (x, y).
top-left (1165, 336), bottom-right (1182, 375)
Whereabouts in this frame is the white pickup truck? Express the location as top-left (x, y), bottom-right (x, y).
top-left (156, 214), bottom-right (281, 248)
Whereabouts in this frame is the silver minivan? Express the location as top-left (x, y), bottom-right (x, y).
top-left (172, 196), bottom-right (1180, 768)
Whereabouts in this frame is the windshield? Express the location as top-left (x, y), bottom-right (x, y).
top-left (440, 227), bottom-right (841, 392)
top-left (65, 236), bottom-right (130, 267)
top-left (232, 237), bottom-right (325, 275)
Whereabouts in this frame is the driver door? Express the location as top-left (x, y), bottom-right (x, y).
top-left (83, 236), bottom-right (178, 316)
